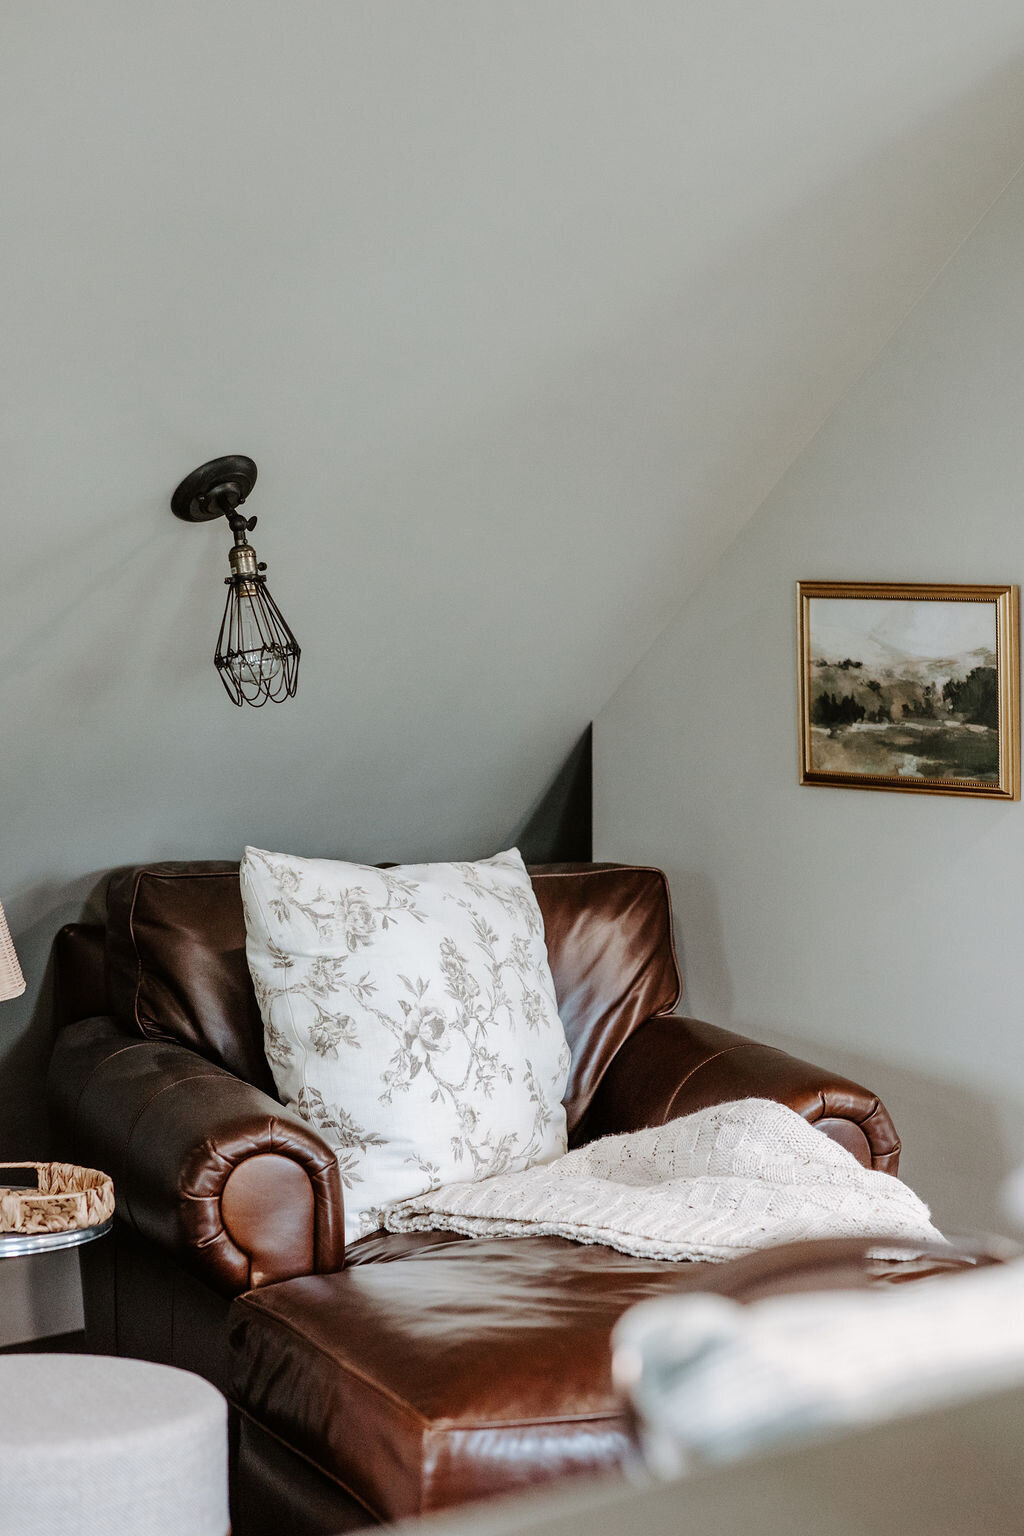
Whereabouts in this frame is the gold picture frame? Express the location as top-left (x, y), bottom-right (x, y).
top-left (797, 582), bottom-right (1019, 799)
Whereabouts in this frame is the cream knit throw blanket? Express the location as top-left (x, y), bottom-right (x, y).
top-left (383, 1098), bottom-right (946, 1262)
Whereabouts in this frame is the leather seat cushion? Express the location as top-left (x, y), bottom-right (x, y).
top-left (228, 1230), bottom-right (977, 1522)
top-left (229, 1232), bottom-right (698, 1520)
top-left (230, 1228), bottom-right (987, 1522)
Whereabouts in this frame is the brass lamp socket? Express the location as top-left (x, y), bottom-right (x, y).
top-left (229, 544), bottom-right (259, 579)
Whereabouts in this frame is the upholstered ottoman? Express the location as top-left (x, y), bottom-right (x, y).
top-left (228, 1230), bottom-right (979, 1525)
top-left (0, 1354), bottom-right (228, 1536)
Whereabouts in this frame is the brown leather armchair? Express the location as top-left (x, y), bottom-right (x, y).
top-left (49, 861), bottom-right (905, 1536)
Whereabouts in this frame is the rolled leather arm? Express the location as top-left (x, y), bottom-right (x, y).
top-left (48, 1016), bottom-right (345, 1294)
top-left (574, 1015), bottom-right (900, 1174)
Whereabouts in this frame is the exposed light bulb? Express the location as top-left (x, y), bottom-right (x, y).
top-left (215, 541), bottom-right (299, 706)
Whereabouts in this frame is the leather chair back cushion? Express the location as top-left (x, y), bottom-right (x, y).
top-left (105, 863), bottom-right (277, 1098)
top-left (530, 864), bottom-right (680, 1129)
top-left (105, 861), bottom-right (680, 1131)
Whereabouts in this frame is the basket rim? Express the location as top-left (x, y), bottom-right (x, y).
top-left (0, 1161), bottom-right (115, 1235)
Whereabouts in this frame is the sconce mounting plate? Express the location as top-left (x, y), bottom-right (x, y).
top-left (171, 455), bottom-right (258, 522)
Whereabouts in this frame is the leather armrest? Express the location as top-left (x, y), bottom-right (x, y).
top-left (573, 1015), bottom-right (900, 1174)
top-left (48, 1016), bottom-right (345, 1295)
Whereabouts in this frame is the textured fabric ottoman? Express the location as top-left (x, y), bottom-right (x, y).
top-left (0, 1354), bottom-right (228, 1536)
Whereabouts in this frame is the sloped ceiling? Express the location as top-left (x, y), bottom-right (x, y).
top-left (3, 3), bottom-right (1024, 1138)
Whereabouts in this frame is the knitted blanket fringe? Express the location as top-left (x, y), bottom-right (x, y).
top-left (383, 1098), bottom-right (947, 1262)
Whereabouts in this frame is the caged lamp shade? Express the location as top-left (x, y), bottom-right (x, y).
top-left (0, 901), bottom-right (25, 1003)
top-left (171, 456), bottom-right (300, 707)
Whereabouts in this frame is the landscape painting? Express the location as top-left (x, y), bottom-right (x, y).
top-left (797, 583), bottom-right (1019, 799)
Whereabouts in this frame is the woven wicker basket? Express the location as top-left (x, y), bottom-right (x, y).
top-left (0, 1162), bottom-right (115, 1236)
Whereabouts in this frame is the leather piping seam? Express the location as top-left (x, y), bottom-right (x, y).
top-left (825, 1092), bottom-right (884, 1131)
top-left (218, 1151), bottom-right (318, 1286)
top-left (664, 1042), bottom-right (769, 1113)
top-left (232, 1301), bottom-right (433, 1429)
top-left (235, 1306), bottom-right (629, 1434)
top-left (233, 1397), bottom-right (623, 1529)
top-left (416, 1417), bottom-right (627, 1518)
top-left (422, 1407), bottom-right (624, 1432)
top-left (813, 1092), bottom-right (901, 1158)
top-left (856, 1100), bottom-right (902, 1156)
top-left (67, 1031), bottom-right (150, 1148)
top-left (73, 1029), bottom-right (147, 1081)
top-left (530, 863), bottom-right (682, 1014)
top-left (177, 1111), bottom-right (327, 1282)
top-left (122, 1070), bottom-right (230, 1161)
top-left (125, 873), bottom-right (147, 1033)
top-left (234, 1300), bottom-right (629, 1437)
top-left (530, 865), bottom-right (666, 878)
top-left (557, 861), bottom-right (683, 1125)
top-left (666, 1046), bottom-right (897, 1155)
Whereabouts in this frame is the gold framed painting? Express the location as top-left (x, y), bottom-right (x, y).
top-left (797, 582), bottom-right (1020, 799)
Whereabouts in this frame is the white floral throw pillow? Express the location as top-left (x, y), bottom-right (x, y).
top-left (240, 846), bottom-right (571, 1243)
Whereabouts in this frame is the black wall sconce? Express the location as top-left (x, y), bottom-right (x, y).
top-left (171, 455), bottom-right (300, 707)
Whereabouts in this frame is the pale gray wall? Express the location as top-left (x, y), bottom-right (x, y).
top-left (5, 2), bottom-right (1024, 1342)
top-left (596, 167), bottom-right (1024, 1239)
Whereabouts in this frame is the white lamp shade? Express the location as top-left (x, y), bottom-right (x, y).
top-left (0, 901), bottom-right (25, 1003)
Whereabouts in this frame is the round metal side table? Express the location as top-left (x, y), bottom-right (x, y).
top-left (0, 1217), bottom-right (113, 1260)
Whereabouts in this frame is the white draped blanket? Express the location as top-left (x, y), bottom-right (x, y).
top-left (383, 1098), bottom-right (947, 1262)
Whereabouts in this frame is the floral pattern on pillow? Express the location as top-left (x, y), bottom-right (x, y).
top-left (241, 847), bottom-right (571, 1241)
